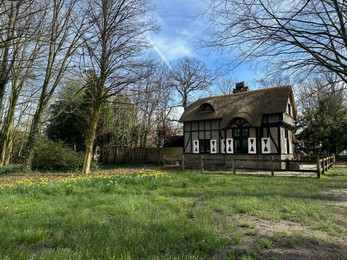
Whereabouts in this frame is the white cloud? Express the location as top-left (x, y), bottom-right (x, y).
top-left (150, 0), bottom-right (260, 87)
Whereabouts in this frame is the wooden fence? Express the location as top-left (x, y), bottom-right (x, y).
top-left (332, 155), bottom-right (347, 166)
top-left (104, 147), bottom-right (183, 164)
top-left (163, 154), bottom-right (335, 178)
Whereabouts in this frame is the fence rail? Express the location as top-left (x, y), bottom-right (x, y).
top-left (163, 154), bottom-right (335, 178)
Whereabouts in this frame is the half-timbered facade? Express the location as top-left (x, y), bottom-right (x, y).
top-left (179, 83), bottom-right (297, 168)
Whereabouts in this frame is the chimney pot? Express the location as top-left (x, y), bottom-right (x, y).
top-left (233, 82), bottom-right (249, 93)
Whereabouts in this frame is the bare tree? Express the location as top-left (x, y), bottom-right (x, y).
top-left (170, 57), bottom-right (214, 109)
top-left (80, 0), bottom-right (156, 174)
top-left (298, 72), bottom-right (346, 112)
top-left (0, 1), bottom-right (45, 166)
top-left (134, 62), bottom-right (172, 149)
top-left (0, 33), bottom-right (43, 166)
top-left (22, 0), bottom-right (87, 170)
top-left (0, 0), bottom-right (38, 118)
top-left (205, 0), bottom-right (347, 85)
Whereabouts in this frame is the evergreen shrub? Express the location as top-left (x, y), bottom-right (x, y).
top-left (32, 138), bottom-right (83, 171)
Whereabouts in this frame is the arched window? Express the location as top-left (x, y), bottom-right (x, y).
top-left (198, 103), bottom-right (214, 113)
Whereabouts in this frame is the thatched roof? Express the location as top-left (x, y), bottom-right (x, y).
top-left (179, 85), bottom-right (297, 128)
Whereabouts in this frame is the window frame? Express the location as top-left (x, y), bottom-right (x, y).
top-left (231, 118), bottom-right (250, 154)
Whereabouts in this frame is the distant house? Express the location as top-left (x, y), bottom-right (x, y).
top-left (179, 83), bottom-right (297, 168)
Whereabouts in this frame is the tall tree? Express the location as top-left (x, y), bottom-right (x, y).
top-left (0, 2), bottom-right (44, 166)
top-left (22, 0), bottom-right (86, 170)
top-left (80, 0), bottom-right (155, 174)
top-left (170, 57), bottom-right (214, 109)
top-left (205, 0), bottom-right (347, 84)
top-left (0, 42), bottom-right (42, 166)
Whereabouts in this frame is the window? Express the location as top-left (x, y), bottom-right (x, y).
top-left (288, 103), bottom-right (292, 116)
top-left (285, 129), bottom-right (290, 154)
top-left (231, 118), bottom-right (249, 154)
top-left (233, 127), bottom-right (249, 154)
top-left (234, 128), bottom-right (249, 138)
top-left (199, 139), bottom-right (211, 153)
top-left (198, 103), bottom-right (214, 113)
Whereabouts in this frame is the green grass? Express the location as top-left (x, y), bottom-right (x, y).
top-left (0, 168), bottom-right (346, 259)
top-left (325, 166), bottom-right (347, 176)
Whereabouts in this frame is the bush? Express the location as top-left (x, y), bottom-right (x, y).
top-left (32, 138), bottom-right (83, 171)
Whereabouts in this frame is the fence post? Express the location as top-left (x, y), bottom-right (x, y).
top-left (325, 157), bottom-right (328, 172)
top-left (324, 157), bottom-right (327, 173)
top-left (232, 156), bottom-right (235, 174)
top-left (271, 156), bottom-right (274, 176)
top-left (316, 156), bottom-right (321, 178)
top-left (181, 155), bottom-right (185, 171)
top-left (328, 154), bottom-right (333, 169)
top-left (163, 155), bottom-right (166, 168)
top-left (329, 155), bottom-right (332, 169)
top-left (200, 155), bottom-right (204, 172)
top-left (324, 157), bottom-right (328, 172)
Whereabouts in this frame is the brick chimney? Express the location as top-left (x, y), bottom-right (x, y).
top-left (233, 82), bottom-right (249, 93)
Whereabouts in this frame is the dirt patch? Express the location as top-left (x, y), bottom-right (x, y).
top-left (255, 217), bottom-right (347, 260)
top-left (30, 242), bottom-right (56, 255)
top-left (328, 189), bottom-right (347, 199)
top-left (216, 215), bottom-right (347, 259)
top-left (260, 245), bottom-right (346, 260)
top-left (323, 189), bottom-right (347, 207)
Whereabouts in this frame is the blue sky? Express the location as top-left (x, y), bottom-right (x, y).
top-left (149, 0), bottom-right (263, 93)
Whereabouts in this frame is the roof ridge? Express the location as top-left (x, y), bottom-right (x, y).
top-left (208, 85), bottom-right (292, 100)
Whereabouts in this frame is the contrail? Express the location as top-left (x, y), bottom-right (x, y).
top-left (147, 36), bottom-right (172, 70)
top-left (152, 44), bottom-right (172, 70)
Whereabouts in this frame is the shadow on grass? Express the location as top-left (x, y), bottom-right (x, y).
top-left (155, 173), bottom-right (347, 205)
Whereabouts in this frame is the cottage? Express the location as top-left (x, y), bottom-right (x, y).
top-left (179, 83), bottom-right (297, 169)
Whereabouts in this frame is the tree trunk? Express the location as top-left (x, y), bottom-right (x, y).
top-left (182, 93), bottom-right (188, 110)
top-left (0, 118), bottom-right (14, 166)
top-left (0, 3), bottom-right (17, 116)
top-left (0, 91), bottom-right (19, 166)
top-left (82, 103), bottom-right (102, 175)
top-left (0, 61), bottom-right (10, 117)
top-left (22, 102), bottom-right (45, 171)
top-left (0, 81), bottom-right (6, 117)
top-left (4, 133), bottom-right (13, 165)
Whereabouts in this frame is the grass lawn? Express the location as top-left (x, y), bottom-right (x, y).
top-left (0, 166), bottom-right (346, 259)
